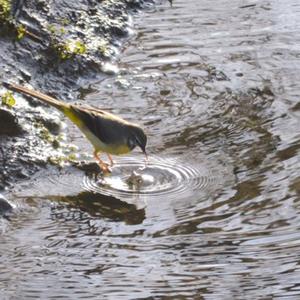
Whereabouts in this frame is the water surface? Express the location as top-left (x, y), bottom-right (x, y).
top-left (2, 0), bottom-right (300, 298)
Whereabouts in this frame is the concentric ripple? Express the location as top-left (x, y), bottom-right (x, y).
top-left (82, 155), bottom-right (219, 201)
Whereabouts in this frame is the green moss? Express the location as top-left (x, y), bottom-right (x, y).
top-left (52, 139), bottom-right (60, 149)
top-left (97, 39), bottom-right (110, 57)
top-left (53, 39), bottom-right (87, 60)
top-left (59, 18), bottom-right (70, 26)
top-left (72, 40), bottom-right (86, 54)
top-left (1, 91), bottom-right (16, 107)
top-left (39, 127), bottom-right (63, 149)
top-left (48, 155), bottom-right (65, 166)
top-left (0, 0), bottom-right (11, 24)
top-left (39, 127), bottom-right (53, 143)
top-left (0, 0), bottom-right (29, 39)
top-left (47, 24), bottom-right (58, 34)
top-left (68, 153), bottom-right (77, 160)
top-left (48, 152), bottom-right (77, 167)
top-left (37, 124), bottom-right (78, 166)
top-left (47, 23), bottom-right (66, 35)
top-left (16, 24), bottom-right (26, 40)
top-left (0, 0), bottom-right (15, 35)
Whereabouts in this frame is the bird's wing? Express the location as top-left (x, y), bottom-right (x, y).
top-left (70, 105), bottom-right (128, 145)
top-left (80, 105), bottom-right (132, 125)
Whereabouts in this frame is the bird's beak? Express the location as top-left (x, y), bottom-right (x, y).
top-left (135, 136), bottom-right (147, 160)
top-left (139, 144), bottom-right (148, 161)
top-left (143, 150), bottom-right (148, 161)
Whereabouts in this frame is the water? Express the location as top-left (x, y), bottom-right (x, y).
top-left (2, 0), bottom-right (300, 298)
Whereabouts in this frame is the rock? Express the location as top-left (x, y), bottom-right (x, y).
top-left (0, 194), bottom-right (14, 216)
top-left (0, 108), bottom-right (23, 136)
top-left (0, 0), bottom-right (156, 190)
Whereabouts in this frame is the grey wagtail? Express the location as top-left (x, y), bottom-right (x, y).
top-left (4, 83), bottom-right (147, 173)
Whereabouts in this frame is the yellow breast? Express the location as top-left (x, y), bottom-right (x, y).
top-left (105, 144), bottom-right (131, 155)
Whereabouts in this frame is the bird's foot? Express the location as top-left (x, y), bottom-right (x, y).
top-left (98, 161), bottom-right (112, 174)
top-left (94, 151), bottom-right (112, 174)
top-left (107, 153), bottom-right (114, 167)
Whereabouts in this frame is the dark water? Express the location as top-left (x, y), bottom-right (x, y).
top-left (2, 0), bottom-right (300, 298)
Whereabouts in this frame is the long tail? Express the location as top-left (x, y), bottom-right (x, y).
top-left (3, 82), bottom-right (69, 112)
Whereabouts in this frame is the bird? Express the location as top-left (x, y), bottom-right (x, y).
top-left (4, 82), bottom-right (147, 173)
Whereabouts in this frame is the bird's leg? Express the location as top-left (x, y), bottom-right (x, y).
top-left (94, 151), bottom-right (111, 173)
top-left (107, 153), bottom-right (114, 167)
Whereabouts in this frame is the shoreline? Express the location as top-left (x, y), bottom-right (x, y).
top-left (0, 0), bottom-right (163, 190)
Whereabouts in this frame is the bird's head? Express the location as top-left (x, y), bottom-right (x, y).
top-left (127, 125), bottom-right (147, 158)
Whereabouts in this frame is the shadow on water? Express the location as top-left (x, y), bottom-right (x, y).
top-left (51, 191), bottom-right (145, 225)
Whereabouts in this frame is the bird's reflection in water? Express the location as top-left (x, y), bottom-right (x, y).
top-left (51, 191), bottom-right (145, 225)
